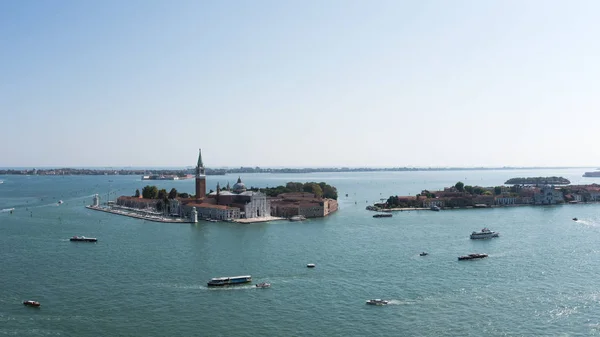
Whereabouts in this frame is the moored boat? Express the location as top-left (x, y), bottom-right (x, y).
top-left (430, 206), bottom-right (441, 211)
top-left (373, 213), bottom-right (392, 218)
top-left (469, 228), bottom-right (499, 240)
top-left (23, 300), bottom-right (40, 307)
top-left (255, 282), bottom-right (271, 288)
top-left (366, 299), bottom-right (389, 306)
top-left (70, 236), bottom-right (97, 242)
top-left (458, 253), bottom-right (488, 261)
top-left (289, 215), bottom-right (306, 222)
top-left (207, 275), bottom-right (252, 287)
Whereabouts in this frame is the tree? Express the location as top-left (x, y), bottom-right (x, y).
top-left (473, 186), bottom-right (485, 195)
top-left (168, 188), bottom-right (178, 199)
top-left (142, 185), bottom-right (158, 199)
top-left (494, 186), bottom-right (502, 195)
top-left (178, 192), bottom-right (190, 199)
top-left (134, 189), bottom-right (140, 197)
top-left (157, 189), bottom-right (168, 200)
top-left (464, 185), bottom-right (474, 194)
top-left (455, 181), bottom-right (464, 192)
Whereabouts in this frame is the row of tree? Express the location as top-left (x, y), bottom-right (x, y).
top-left (137, 186), bottom-right (190, 200)
top-left (250, 182), bottom-right (338, 199)
top-left (454, 182), bottom-right (502, 195)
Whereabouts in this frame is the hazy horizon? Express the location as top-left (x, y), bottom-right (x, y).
top-left (3, 1), bottom-right (599, 167)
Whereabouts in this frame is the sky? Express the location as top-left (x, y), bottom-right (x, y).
top-left (1, 0), bottom-right (599, 168)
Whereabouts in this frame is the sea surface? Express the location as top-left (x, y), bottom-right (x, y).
top-left (2, 169), bottom-right (600, 336)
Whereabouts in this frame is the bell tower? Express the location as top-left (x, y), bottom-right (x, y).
top-left (195, 148), bottom-right (206, 200)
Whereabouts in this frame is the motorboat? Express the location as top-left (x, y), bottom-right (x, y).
top-left (58, 200), bottom-right (63, 205)
top-left (289, 215), bottom-right (306, 222)
top-left (572, 218), bottom-right (578, 221)
top-left (458, 253), bottom-right (488, 261)
top-left (366, 299), bottom-right (389, 306)
top-left (419, 252), bottom-right (428, 256)
top-left (255, 282), bottom-right (271, 288)
top-left (430, 206), bottom-right (440, 211)
top-left (307, 263), bottom-right (316, 268)
top-left (373, 213), bottom-right (392, 218)
top-left (470, 228), bottom-right (499, 240)
top-left (70, 236), bottom-right (97, 242)
top-left (207, 275), bottom-right (252, 287)
top-left (23, 300), bottom-right (40, 307)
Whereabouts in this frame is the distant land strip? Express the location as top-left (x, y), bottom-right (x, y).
top-left (0, 166), bottom-right (596, 176)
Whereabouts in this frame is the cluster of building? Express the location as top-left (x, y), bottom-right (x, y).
top-left (115, 149), bottom-right (338, 222)
top-left (379, 183), bottom-right (600, 209)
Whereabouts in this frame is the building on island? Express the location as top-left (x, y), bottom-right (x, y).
top-left (269, 192), bottom-right (338, 218)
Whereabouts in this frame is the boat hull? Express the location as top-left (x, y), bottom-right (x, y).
top-left (458, 254), bottom-right (488, 261)
top-left (470, 233), bottom-right (499, 240)
top-left (207, 276), bottom-right (252, 287)
top-left (70, 238), bottom-right (97, 242)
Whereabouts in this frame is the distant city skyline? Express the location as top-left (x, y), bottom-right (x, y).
top-left (2, 1), bottom-right (599, 167)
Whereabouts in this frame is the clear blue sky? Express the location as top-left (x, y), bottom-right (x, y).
top-left (2, 0), bottom-right (599, 168)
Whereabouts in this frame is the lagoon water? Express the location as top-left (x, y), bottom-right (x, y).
top-left (2, 169), bottom-right (600, 336)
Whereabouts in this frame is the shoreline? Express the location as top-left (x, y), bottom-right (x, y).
top-left (371, 201), bottom-right (600, 213)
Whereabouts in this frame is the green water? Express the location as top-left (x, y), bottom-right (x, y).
top-left (2, 169), bottom-right (600, 336)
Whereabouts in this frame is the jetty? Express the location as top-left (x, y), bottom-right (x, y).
top-left (86, 205), bottom-right (192, 223)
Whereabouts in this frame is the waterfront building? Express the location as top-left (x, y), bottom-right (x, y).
top-left (207, 177), bottom-right (271, 218)
top-left (269, 192), bottom-right (338, 218)
top-left (533, 185), bottom-right (564, 205)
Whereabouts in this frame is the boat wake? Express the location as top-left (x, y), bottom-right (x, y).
top-left (386, 299), bottom-right (417, 305)
top-left (154, 283), bottom-right (256, 291)
top-left (0, 208), bottom-right (14, 213)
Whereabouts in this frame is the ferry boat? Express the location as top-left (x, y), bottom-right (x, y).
top-left (69, 236), bottom-right (97, 242)
top-left (458, 253), bottom-right (488, 261)
top-left (23, 300), bottom-right (40, 307)
top-left (373, 213), bottom-right (392, 218)
top-left (366, 299), bottom-right (389, 306)
top-left (469, 228), bottom-right (499, 239)
top-left (207, 275), bottom-right (252, 287)
top-left (255, 282), bottom-right (271, 288)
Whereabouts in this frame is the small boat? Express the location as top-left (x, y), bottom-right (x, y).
top-left (70, 236), bottom-right (97, 242)
top-left (366, 299), bottom-right (389, 306)
top-left (430, 206), bottom-right (440, 211)
top-left (419, 252), bottom-right (428, 256)
top-left (255, 282), bottom-right (271, 288)
top-left (572, 218), bottom-right (578, 221)
top-left (289, 215), bottom-right (306, 222)
top-left (58, 200), bottom-right (63, 205)
top-left (23, 300), bottom-right (40, 307)
top-left (470, 228), bottom-right (499, 240)
top-left (373, 213), bottom-right (392, 218)
top-left (307, 263), bottom-right (316, 268)
top-left (458, 253), bottom-right (488, 261)
top-left (207, 275), bottom-right (252, 287)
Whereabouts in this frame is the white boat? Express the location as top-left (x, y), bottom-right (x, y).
top-left (306, 263), bottom-right (316, 268)
top-left (470, 228), bottom-right (499, 240)
top-left (366, 299), bottom-right (389, 306)
top-left (255, 282), bottom-right (271, 288)
top-left (289, 215), bottom-right (306, 222)
top-left (58, 200), bottom-right (63, 205)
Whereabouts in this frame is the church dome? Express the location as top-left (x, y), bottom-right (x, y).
top-left (232, 177), bottom-right (247, 193)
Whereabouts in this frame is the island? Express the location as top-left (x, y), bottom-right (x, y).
top-left (504, 177), bottom-right (570, 185)
top-left (369, 180), bottom-right (600, 211)
top-left (583, 171), bottom-right (600, 177)
top-left (86, 149), bottom-right (338, 223)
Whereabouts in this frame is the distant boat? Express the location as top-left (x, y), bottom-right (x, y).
top-left (419, 252), bottom-right (428, 256)
top-left (255, 282), bottom-right (271, 288)
top-left (572, 218), bottom-right (578, 221)
top-left (58, 200), bottom-right (63, 205)
top-left (470, 228), bottom-right (499, 240)
top-left (430, 206), bottom-right (440, 211)
top-left (70, 236), bottom-right (97, 242)
top-left (373, 213), bottom-right (392, 218)
top-left (307, 263), bottom-right (316, 268)
top-left (366, 299), bottom-right (389, 306)
top-left (458, 253), bottom-right (488, 261)
top-left (289, 215), bottom-right (306, 222)
top-left (23, 300), bottom-right (40, 307)
top-left (207, 275), bottom-right (252, 287)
